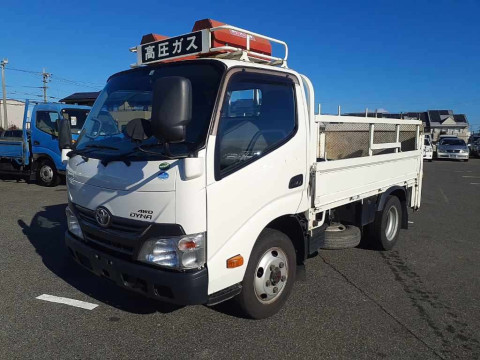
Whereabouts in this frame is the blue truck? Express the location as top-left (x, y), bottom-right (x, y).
top-left (0, 100), bottom-right (91, 186)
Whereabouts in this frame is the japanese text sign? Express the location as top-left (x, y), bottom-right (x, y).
top-left (140, 31), bottom-right (203, 64)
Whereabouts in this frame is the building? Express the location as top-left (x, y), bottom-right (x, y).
top-left (60, 92), bottom-right (100, 106)
top-left (427, 110), bottom-right (469, 142)
top-left (0, 99), bottom-right (25, 130)
top-left (346, 109), bottom-right (470, 142)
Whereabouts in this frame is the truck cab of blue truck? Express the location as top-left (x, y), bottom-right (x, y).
top-left (0, 100), bottom-right (91, 186)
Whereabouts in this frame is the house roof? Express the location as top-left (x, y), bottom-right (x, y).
top-left (453, 114), bottom-right (467, 123)
top-left (60, 92), bottom-right (100, 103)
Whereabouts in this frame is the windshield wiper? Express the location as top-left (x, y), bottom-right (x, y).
top-left (85, 144), bottom-right (119, 150)
top-left (67, 144), bottom-right (119, 159)
top-left (100, 146), bottom-right (171, 167)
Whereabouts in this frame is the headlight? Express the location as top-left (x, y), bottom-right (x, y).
top-left (460, 149), bottom-right (468, 153)
top-left (137, 232), bottom-right (206, 270)
top-left (65, 206), bottom-right (84, 239)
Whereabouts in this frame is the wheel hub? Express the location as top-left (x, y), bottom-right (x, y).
top-left (270, 267), bottom-right (282, 286)
top-left (40, 165), bottom-right (53, 182)
top-left (253, 247), bottom-right (288, 304)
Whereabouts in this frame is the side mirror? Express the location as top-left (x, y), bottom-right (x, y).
top-left (151, 76), bottom-right (192, 143)
top-left (58, 118), bottom-right (72, 150)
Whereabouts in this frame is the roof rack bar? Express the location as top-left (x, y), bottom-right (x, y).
top-left (209, 25), bottom-right (288, 62)
top-left (209, 46), bottom-right (284, 63)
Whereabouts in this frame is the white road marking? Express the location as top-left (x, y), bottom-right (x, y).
top-left (36, 294), bottom-right (99, 310)
top-left (462, 176), bottom-right (480, 178)
top-left (408, 221), bottom-right (414, 224)
top-left (471, 183), bottom-right (480, 185)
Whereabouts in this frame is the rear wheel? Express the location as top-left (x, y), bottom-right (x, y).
top-left (235, 229), bottom-right (296, 319)
top-left (37, 159), bottom-right (59, 187)
top-left (372, 196), bottom-right (402, 250)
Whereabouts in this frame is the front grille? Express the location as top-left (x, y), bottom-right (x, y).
top-left (446, 149), bottom-right (460, 153)
top-left (74, 205), bottom-right (149, 258)
top-left (84, 232), bottom-right (135, 256)
top-left (71, 203), bottom-right (185, 260)
top-left (75, 205), bottom-right (147, 235)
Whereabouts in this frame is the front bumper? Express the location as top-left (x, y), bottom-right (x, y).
top-left (437, 152), bottom-right (469, 160)
top-left (65, 231), bottom-right (208, 305)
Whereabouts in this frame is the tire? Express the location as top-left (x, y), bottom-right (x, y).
top-left (372, 196), bottom-right (402, 251)
top-left (321, 224), bottom-right (361, 250)
top-left (235, 229), bottom-right (296, 319)
top-left (37, 159), bottom-right (60, 187)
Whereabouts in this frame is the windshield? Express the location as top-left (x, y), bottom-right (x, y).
top-left (61, 108), bottom-right (90, 134)
top-left (75, 61), bottom-right (224, 160)
top-left (441, 139), bottom-right (465, 146)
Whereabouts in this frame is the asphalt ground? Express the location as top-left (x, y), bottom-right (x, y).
top-left (0, 158), bottom-right (479, 360)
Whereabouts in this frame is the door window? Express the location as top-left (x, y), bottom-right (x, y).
top-left (36, 111), bottom-right (60, 135)
top-left (216, 72), bottom-right (296, 176)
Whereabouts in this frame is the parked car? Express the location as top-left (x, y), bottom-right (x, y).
top-left (471, 139), bottom-right (480, 157)
top-left (423, 137), bottom-right (433, 162)
top-left (468, 135), bottom-right (480, 154)
top-left (436, 138), bottom-right (469, 161)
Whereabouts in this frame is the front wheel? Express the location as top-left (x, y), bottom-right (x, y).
top-left (235, 229), bottom-right (296, 319)
top-left (37, 159), bottom-right (60, 187)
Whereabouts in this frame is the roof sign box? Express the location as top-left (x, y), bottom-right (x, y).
top-left (132, 18), bottom-right (287, 68)
top-left (192, 19), bottom-right (272, 57)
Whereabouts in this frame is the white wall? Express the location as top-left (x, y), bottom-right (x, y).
top-left (0, 99), bottom-right (25, 129)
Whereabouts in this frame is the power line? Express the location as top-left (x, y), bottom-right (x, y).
top-left (5, 65), bottom-right (103, 90)
top-left (52, 74), bottom-right (103, 88)
top-left (6, 84), bottom-right (43, 89)
top-left (5, 67), bottom-right (42, 75)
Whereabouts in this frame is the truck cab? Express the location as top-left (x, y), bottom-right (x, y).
top-left (63, 19), bottom-right (423, 319)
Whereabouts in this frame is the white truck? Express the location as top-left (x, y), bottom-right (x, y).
top-left (61, 19), bottom-right (423, 319)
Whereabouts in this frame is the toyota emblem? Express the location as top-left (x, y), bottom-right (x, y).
top-left (95, 207), bottom-right (112, 228)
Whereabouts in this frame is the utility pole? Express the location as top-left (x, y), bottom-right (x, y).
top-left (42, 68), bottom-right (51, 103)
top-left (1, 58), bottom-right (8, 129)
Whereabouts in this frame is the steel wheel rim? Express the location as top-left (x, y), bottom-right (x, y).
top-left (40, 165), bottom-right (53, 183)
top-left (385, 206), bottom-right (399, 241)
top-left (253, 247), bottom-right (288, 304)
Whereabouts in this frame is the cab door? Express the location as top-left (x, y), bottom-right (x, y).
top-left (31, 110), bottom-right (61, 165)
top-left (205, 69), bottom-right (308, 294)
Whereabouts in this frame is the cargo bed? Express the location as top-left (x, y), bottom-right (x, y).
top-left (310, 115), bottom-right (423, 216)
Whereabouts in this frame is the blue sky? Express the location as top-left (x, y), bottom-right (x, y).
top-left (2, 0), bottom-right (479, 129)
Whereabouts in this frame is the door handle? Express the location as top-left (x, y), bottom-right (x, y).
top-left (289, 174), bottom-right (303, 189)
top-left (33, 141), bottom-right (40, 145)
